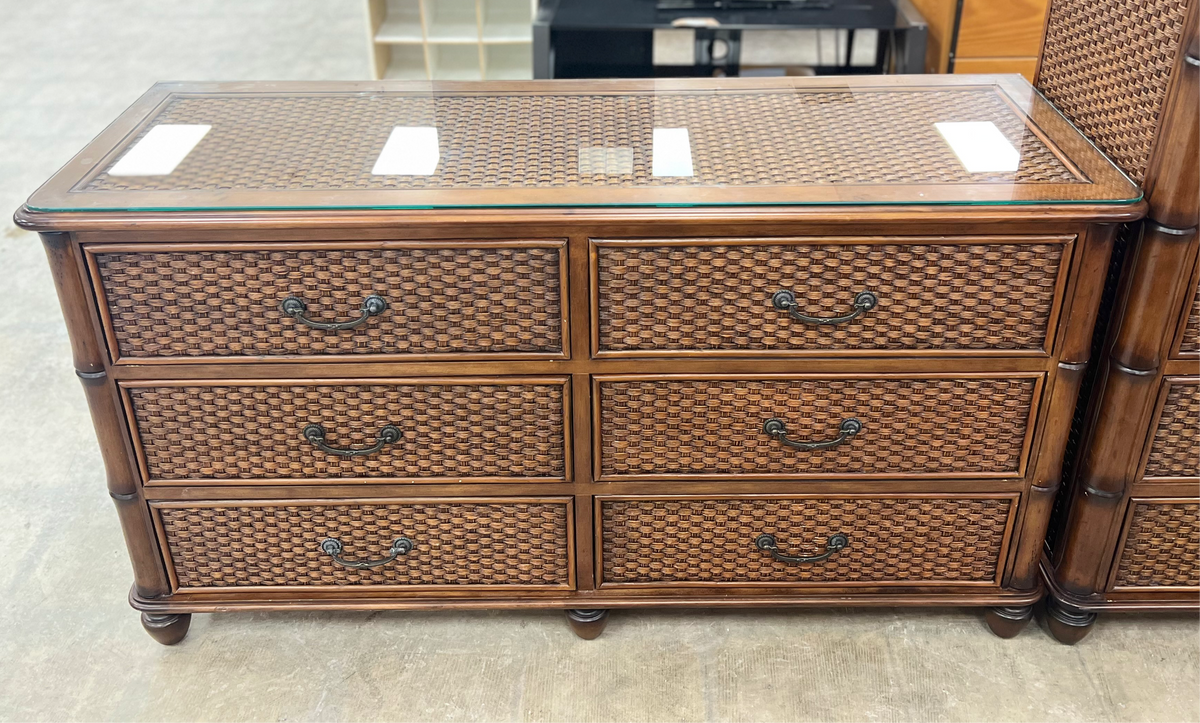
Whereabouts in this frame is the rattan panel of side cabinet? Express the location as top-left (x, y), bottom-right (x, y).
top-left (1180, 285), bottom-right (1200, 354)
top-left (1037, 0), bottom-right (1191, 183)
top-left (157, 500), bottom-right (572, 588)
top-left (126, 382), bottom-right (568, 481)
top-left (599, 497), bottom-right (1013, 584)
top-left (1112, 502), bottom-right (1200, 588)
top-left (84, 90), bottom-right (1078, 192)
top-left (596, 377), bottom-right (1038, 478)
top-left (595, 241), bottom-right (1066, 353)
top-left (91, 246), bottom-right (564, 359)
top-left (1144, 381), bottom-right (1200, 478)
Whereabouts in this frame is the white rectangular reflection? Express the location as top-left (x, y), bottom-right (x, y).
top-left (108, 124), bottom-right (210, 176)
top-left (653, 29), bottom-right (695, 66)
top-left (935, 121), bottom-right (1020, 173)
top-left (652, 128), bottom-right (693, 177)
top-left (372, 126), bottom-right (440, 175)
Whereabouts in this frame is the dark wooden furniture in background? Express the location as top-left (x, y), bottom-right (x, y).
top-left (1038, 0), bottom-right (1200, 642)
top-left (908, 0), bottom-right (1050, 80)
top-left (17, 76), bottom-right (1142, 643)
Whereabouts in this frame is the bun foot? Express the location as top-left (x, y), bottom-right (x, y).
top-left (141, 613), bottom-right (191, 645)
top-left (985, 605), bottom-right (1034, 638)
top-left (566, 609), bottom-right (609, 640)
top-left (1043, 599), bottom-right (1096, 645)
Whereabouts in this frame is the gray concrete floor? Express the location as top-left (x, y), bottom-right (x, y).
top-left (0, 1), bottom-right (1197, 721)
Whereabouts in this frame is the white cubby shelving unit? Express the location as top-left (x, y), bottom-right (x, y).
top-left (367, 0), bottom-right (536, 80)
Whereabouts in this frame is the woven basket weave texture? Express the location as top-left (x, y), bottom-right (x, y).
top-left (128, 382), bottom-right (567, 480)
top-left (1037, 0), bottom-right (1191, 182)
top-left (596, 242), bottom-right (1065, 352)
top-left (94, 246), bottom-right (563, 358)
top-left (598, 378), bottom-right (1037, 476)
top-left (601, 497), bottom-right (1012, 583)
top-left (1114, 502), bottom-right (1200, 587)
top-left (1144, 381), bottom-right (1200, 478)
top-left (86, 90), bottom-right (1078, 191)
top-left (160, 501), bottom-right (571, 588)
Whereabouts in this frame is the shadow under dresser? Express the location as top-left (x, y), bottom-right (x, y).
top-left (15, 75), bottom-right (1144, 643)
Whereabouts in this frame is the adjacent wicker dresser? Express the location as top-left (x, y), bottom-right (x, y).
top-left (1038, 0), bottom-right (1200, 642)
top-left (16, 76), bottom-right (1144, 643)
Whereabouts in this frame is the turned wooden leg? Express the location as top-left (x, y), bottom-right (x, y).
top-left (141, 613), bottom-right (191, 645)
top-left (566, 609), bottom-right (609, 640)
top-left (1043, 599), bottom-right (1096, 645)
top-left (985, 605), bottom-right (1034, 638)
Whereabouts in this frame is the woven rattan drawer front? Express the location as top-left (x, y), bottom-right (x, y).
top-left (153, 498), bottom-right (574, 591)
top-left (1142, 379), bottom-right (1200, 480)
top-left (124, 378), bottom-right (570, 484)
top-left (598, 495), bottom-right (1016, 586)
top-left (87, 241), bottom-right (567, 362)
top-left (1111, 499), bottom-right (1200, 590)
top-left (1178, 284), bottom-right (1200, 357)
top-left (592, 238), bottom-right (1071, 356)
top-left (594, 375), bottom-right (1041, 480)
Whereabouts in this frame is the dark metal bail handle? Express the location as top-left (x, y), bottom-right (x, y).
top-left (762, 417), bottom-right (862, 451)
top-left (755, 533), bottom-right (849, 564)
top-left (281, 294), bottom-right (387, 331)
top-left (303, 424), bottom-right (401, 457)
top-left (771, 290), bottom-right (877, 325)
top-left (319, 537), bottom-right (414, 569)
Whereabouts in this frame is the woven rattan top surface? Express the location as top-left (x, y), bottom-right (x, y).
top-left (24, 77), bottom-right (1140, 212)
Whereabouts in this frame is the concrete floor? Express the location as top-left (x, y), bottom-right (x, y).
top-left (0, 1), bottom-right (1197, 721)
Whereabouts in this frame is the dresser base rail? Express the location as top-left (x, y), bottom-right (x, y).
top-left (129, 586), bottom-right (1045, 643)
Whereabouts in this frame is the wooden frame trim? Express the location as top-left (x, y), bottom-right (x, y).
top-left (588, 235), bottom-right (1076, 360)
top-left (592, 492), bottom-right (1020, 589)
top-left (83, 238), bottom-right (572, 366)
top-left (150, 496), bottom-right (576, 594)
top-left (590, 371), bottom-right (1046, 482)
top-left (130, 584), bottom-right (1047, 613)
top-left (119, 376), bottom-right (573, 486)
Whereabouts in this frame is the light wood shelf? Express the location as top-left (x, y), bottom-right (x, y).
top-left (366, 0), bottom-right (536, 80)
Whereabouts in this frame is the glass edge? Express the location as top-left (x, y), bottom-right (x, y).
top-left (24, 194), bottom-right (1145, 214)
top-left (1003, 82), bottom-right (1143, 193)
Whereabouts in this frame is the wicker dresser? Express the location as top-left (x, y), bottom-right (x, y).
top-left (16, 76), bottom-right (1143, 643)
top-left (1038, 0), bottom-right (1200, 642)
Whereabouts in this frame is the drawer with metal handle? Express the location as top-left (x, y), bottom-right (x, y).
top-left (151, 497), bottom-right (575, 592)
top-left (591, 236), bottom-right (1072, 356)
top-left (85, 240), bottom-right (568, 362)
top-left (121, 377), bottom-right (571, 484)
top-left (596, 494), bottom-right (1018, 587)
top-left (593, 373), bottom-right (1043, 480)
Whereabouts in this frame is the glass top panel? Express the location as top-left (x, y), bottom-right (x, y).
top-left (25, 77), bottom-right (1141, 212)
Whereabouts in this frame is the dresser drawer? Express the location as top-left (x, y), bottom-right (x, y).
top-left (1142, 378), bottom-right (1200, 480)
top-left (86, 241), bottom-right (568, 362)
top-left (592, 237), bottom-right (1071, 356)
top-left (123, 378), bottom-right (570, 484)
top-left (597, 495), bottom-right (1017, 587)
top-left (1174, 282), bottom-right (1199, 357)
top-left (152, 497), bottom-right (574, 591)
top-left (594, 374), bottom-right (1042, 480)
top-left (1110, 498), bottom-right (1200, 591)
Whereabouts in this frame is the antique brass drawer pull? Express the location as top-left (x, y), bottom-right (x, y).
top-left (303, 424), bottom-right (401, 457)
top-left (281, 294), bottom-right (387, 331)
top-left (771, 290), bottom-right (877, 324)
top-left (762, 417), bottom-right (862, 451)
top-left (755, 533), bottom-right (849, 564)
top-left (319, 537), bottom-right (414, 569)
